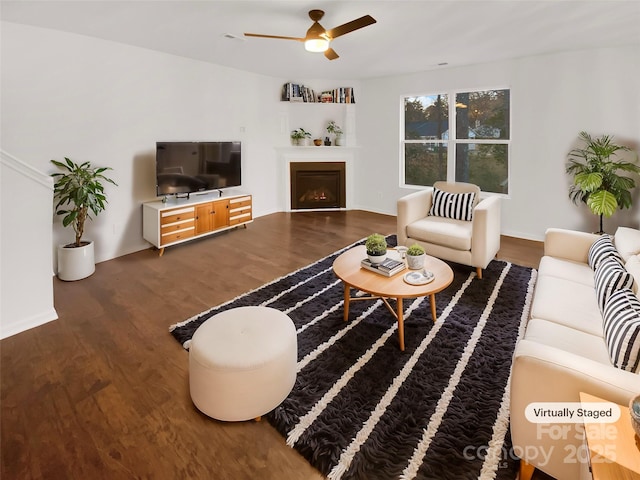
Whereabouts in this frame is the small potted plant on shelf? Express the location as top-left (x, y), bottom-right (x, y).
top-left (51, 157), bottom-right (117, 281)
top-left (326, 121), bottom-right (344, 146)
top-left (406, 243), bottom-right (426, 270)
top-left (365, 233), bottom-right (387, 264)
top-left (291, 128), bottom-right (311, 146)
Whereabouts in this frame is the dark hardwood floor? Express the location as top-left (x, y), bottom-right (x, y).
top-left (1, 211), bottom-right (544, 479)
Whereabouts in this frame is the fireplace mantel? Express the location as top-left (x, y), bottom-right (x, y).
top-left (276, 146), bottom-right (357, 211)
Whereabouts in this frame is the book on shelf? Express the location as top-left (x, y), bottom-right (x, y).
top-left (361, 257), bottom-right (406, 277)
top-left (282, 82), bottom-right (355, 103)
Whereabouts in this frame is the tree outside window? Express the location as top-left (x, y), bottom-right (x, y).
top-left (402, 89), bottom-right (510, 194)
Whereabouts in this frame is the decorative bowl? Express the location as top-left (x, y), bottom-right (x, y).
top-left (630, 394), bottom-right (640, 438)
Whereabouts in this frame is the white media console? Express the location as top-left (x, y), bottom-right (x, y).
top-left (142, 192), bottom-right (252, 256)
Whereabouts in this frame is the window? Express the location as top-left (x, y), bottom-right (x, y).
top-left (402, 89), bottom-right (510, 194)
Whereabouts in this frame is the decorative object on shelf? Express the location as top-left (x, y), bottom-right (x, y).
top-left (290, 128), bottom-right (311, 146)
top-left (327, 120), bottom-right (344, 146)
top-left (51, 157), bottom-right (117, 281)
top-left (313, 138), bottom-right (322, 146)
top-left (324, 137), bottom-right (331, 146)
top-left (365, 233), bottom-right (387, 264)
top-left (406, 243), bottom-right (426, 270)
top-left (567, 131), bottom-right (640, 234)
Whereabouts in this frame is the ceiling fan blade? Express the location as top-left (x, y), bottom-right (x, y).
top-left (244, 33), bottom-right (304, 42)
top-left (326, 15), bottom-right (376, 39)
top-left (324, 48), bottom-right (339, 61)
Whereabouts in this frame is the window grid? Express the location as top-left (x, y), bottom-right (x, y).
top-left (401, 89), bottom-right (510, 195)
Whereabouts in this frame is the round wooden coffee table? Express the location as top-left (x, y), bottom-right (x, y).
top-left (332, 245), bottom-right (454, 351)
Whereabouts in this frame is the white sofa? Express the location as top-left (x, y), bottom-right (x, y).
top-left (511, 227), bottom-right (640, 480)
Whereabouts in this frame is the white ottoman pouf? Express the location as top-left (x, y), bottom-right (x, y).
top-left (189, 306), bottom-right (297, 421)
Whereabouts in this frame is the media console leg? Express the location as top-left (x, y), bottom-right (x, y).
top-left (158, 247), bottom-right (165, 257)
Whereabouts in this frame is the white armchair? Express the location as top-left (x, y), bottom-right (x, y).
top-left (397, 181), bottom-right (501, 279)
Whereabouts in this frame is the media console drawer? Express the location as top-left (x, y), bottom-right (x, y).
top-left (160, 206), bottom-right (195, 226)
top-left (143, 194), bottom-right (252, 256)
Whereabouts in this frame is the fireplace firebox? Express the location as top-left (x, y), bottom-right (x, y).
top-left (290, 162), bottom-right (346, 210)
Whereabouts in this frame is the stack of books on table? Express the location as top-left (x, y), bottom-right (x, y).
top-left (361, 257), bottom-right (406, 277)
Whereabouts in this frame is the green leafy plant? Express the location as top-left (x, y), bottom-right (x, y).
top-left (566, 131), bottom-right (639, 234)
top-left (51, 157), bottom-right (117, 247)
top-left (291, 128), bottom-right (312, 140)
top-left (365, 233), bottom-right (387, 256)
top-left (326, 121), bottom-right (343, 136)
top-left (407, 243), bottom-right (425, 256)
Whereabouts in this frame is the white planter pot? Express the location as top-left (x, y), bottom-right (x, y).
top-left (407, 253), bottom-right (426, 270)
top-left (57, 241), bottom-right (95, 281)
top-left (367, 253), bottom-right (386, 264)
top-left (335, 136), bottom-right (344, 146)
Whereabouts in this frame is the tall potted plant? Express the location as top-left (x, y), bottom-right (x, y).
top-left (566, 131), bottom-right (639, 234)
top-left (51, 157), bottom-right (117, 281)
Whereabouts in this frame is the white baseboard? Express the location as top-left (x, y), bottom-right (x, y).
top-left (1, 308), bottom-right (58, 339)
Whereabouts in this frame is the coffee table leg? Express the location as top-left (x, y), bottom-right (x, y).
top-left (343, 283), bottom-right (350, 321)
top-left (430, 294), bottom-right (437, 322)
top-left (397, 297), bottom-right (405, 351)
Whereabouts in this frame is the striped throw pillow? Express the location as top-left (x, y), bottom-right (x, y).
top-left (588, 234), bottom-right (623, 270)
top-left (428, 188), bottom-right (475, 221)
top-left (594, 256), bottom-right (636, 312)
top-left (603, 287), bottom-right (640, 373)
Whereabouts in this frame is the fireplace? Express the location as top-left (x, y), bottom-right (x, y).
top-left (290, 162), bottom-right (346, 210)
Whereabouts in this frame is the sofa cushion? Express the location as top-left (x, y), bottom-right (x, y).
top-left (428, 188), bottom-right (475, 221)
top-left (524, 318), bottom-right (612, 365)
top-left (588, 234), bottom-right (623, 270)
top-left (625, 256), bottom-right (640, 295)
top-left (614, 227), bottom-right (640, 261)
top-left (603, 288), bottom-right (640, 373)
top-left (594, 256), bottom-right (636, 312)
top-left (537, 256), bottom-right (594, 287)
top-left (406, 216), bottom-right (472, 251)
top-left (530, 275), bottom-right (603, 337)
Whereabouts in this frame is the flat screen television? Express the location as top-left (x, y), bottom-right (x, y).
top-left (156, 141), bottom-right (241, 197)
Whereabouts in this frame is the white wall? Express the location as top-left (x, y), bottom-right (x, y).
top-left (3, 21), bottom-right (639, 255)
top-left (356, 46), bottom-right (640, 240)
top-left (1, 152), bottom-right (58, 338)
top-left (1, 21), bottom-right (288, 264)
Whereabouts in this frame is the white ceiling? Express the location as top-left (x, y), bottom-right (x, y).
top-left (2, 0), bottom-right (639, 80)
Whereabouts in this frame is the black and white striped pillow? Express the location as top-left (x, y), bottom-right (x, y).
top-left (428, 188), bottom-right (475, 221)
top-left (588, 234), bottom-right (623, 270)
top-left (594, 256), bottom-right (635, 312)
top-left (603, 287), bottom-right (640, 373)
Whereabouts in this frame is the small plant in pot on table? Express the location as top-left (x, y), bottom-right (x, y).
top-left (406, 243), bottom-right (426, 270)
top-left (51, 157), bottom-right (117, 281)
top-left (365, 233), bottom-right (387, 264)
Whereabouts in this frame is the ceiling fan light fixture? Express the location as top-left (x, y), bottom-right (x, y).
top-left (305, 37), bottom-right (329, 52)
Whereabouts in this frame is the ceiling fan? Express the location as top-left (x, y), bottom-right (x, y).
top-left (244, 9), bottom-right (376, 60)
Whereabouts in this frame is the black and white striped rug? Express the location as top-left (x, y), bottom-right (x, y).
top-left (170, 237), bottom-right (537, 480)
